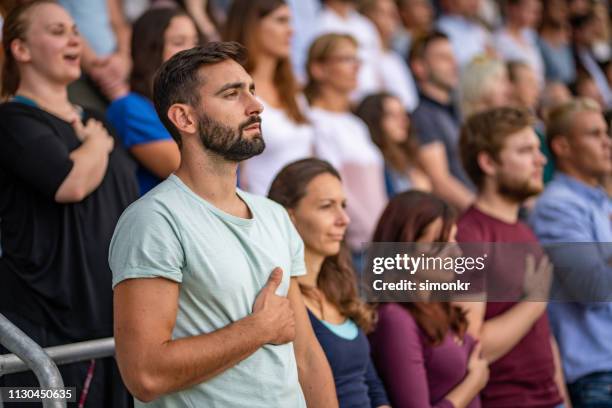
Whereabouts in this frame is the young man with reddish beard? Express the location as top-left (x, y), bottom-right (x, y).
top-left (455, 107), bottom-right (568, 408)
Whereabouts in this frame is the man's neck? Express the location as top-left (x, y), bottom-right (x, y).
top-left (558, 165), bottom-right (600, 188)
top-left (326, 1), bottom-right (353, 19)
top-left (420, 82), bottom-right (451, 105)
top-left (474, 188), bottom-right (522, 224)
top-left (175, 144), bottom-right (243, 212)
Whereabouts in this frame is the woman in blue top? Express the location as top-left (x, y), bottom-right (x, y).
top-left (269, 158), bottom-right (390, 408)
top-left (107, 8), bottom-right (200, 194)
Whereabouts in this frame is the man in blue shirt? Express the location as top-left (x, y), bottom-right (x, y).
top-left (530, 97), bottom-right (612, 407)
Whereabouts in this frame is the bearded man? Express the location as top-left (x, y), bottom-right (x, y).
top-left (454, 107), bottom-right (568, 408)
top-left (109, 42), bottom-right (337, 408)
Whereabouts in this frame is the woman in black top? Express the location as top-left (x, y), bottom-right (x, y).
top-left (0, 2), bottom-right (138, 406)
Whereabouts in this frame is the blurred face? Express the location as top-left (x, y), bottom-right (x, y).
top-left (568, 0), bottom-right (590, 15)
top-left (193, 59), bottom-right (265, 161)
top-left (513, 65), bottom-right (540, 109)
top-left (398, 0), bottom-right (433, 32)
top-left (290, 173), bottom-right (350, 258)
top-left (493, 127), bottom-right (547, 201)
top-left (424, 39), bottom-right (458, 91)
top-left (316, 39), bottom-right (360, 95)
top-left (367, 0), bottom-right (400, 46)
top-left (256, 5), bottom-right (293, 59)
top-left (543, 0), bottom-right (568, 24)
top-left (565, 111), bottom-right (612, 179)
top-left (455, 0), bottom-right (481, 18)
top-left (482, 69), bottom-right (513, 109)
top-left (576, 78), bottom-right (605, 108)
top-left (162, 15), bottom-right (199, 63)
top-left (14, 3), bottom-right (82, 84)
top-left (382, 96), bottom-right (410, 143)
top-left (514, 0), bottom-right (542, 28)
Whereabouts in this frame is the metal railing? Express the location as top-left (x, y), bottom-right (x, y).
top-left (0, 313), bottom-right (115, 408)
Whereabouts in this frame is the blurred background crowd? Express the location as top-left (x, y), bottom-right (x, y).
top-left (0, 0), bottom-right (611, 407)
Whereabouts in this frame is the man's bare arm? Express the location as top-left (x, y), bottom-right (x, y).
top-left (288, 278), bottom-right (339, 408)
top-left (113, 268), bottom-right (294, 402)
top-left (419, 142), bottom-right (474, 211)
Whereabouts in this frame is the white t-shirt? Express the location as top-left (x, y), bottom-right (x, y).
top-left (242, 98), bottom-right (314, 196)
top-left (313, 7), bottom-right (384, 101)
top-left (493, 28), bottom-right (545, 86)
top-left (309, 107), bottom-right (387, 250)
top-left (379, 50), bottom-right (419, 112)
top-left (437, 14), bottom-right (491, 67)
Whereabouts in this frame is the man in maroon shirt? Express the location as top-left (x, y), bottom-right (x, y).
top-left (455, 107), bottom-right (568, 408)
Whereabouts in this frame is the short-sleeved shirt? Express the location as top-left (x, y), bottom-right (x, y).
top-left (456, 206), bottom-right (562, 408)
top-left (107, 92), bottom-right (175, 195)
top-left (411, 93), bottom-right (474, 190)
top-left (109, 174), bottom-right (307, 407)
top-left (0, 101), bottom-right (139, 341)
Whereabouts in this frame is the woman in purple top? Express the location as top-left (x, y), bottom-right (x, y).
top-left (369, 191), bottom-right (489, 408)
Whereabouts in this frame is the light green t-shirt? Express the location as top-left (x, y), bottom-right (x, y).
top-left (109, 174), bottom-right (307, 408)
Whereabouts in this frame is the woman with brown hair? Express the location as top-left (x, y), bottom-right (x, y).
top-left (269, 158), bottom-right (390, 408)
top-left (355, 92), bottom-right (431, 197)
top-left (369, 191), bottom-right (488, 408)
top-left (224, 0), bottom-right (314, 196)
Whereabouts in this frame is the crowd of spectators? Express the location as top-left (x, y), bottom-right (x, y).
top-left (0, 0), bottom-right (611, 407)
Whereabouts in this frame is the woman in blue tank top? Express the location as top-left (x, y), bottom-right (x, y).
top-left (269, 158), bottom-right (390, 408)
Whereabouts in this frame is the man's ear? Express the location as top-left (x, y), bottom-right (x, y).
top-left (167, 104), bottom-right (197, 136)
top-left (10, 38), bottom-right (31, 63)
top-left (476, 150), bottom-right (498, 178)
top-left (550, 135), bottom-right (570, 159)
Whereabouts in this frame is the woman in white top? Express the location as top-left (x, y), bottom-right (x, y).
top-left (304, 33), bottom-right (387, 256)
top-left (224, 0), bottom-right (314, 196)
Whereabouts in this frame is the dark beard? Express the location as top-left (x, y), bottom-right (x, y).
top-left (197, 113), bottom-right (265, 162)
